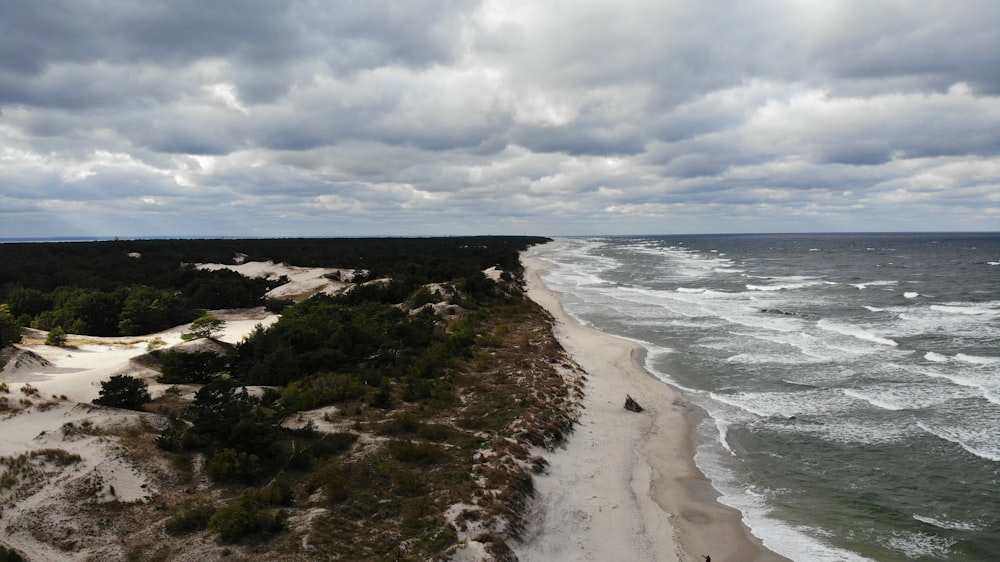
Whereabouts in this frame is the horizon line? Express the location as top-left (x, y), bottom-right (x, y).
top-left (2, 230), bottom-right (999, 244)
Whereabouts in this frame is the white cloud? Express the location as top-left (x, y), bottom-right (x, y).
top-left (205, 83), bottom-right (249, 115)
top-left (0, 0), bottom-right (997, 237)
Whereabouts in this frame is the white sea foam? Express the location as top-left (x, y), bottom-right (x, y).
top-left (747, 280), bottom-right (827, 291)
top-left (781, 379), bottom-right (819, 388)
top-left (676, 287), bottom-right (706, 293)
top-left (714, 417), bottom-right (734, 454)
top-left (641, 345), bottom-right (707, 394)
top-left (881, 530), bottom-right (956, 559)
top-left (916, 422), bottom-right (1000, 462)
top-left (726, 352), bottom-right (828, 365)
top-left (955, 353), bottom-right (999, 365)
top-left (914, 367), bottom-right (994, 401)
top-left (912, 514), bottom-right (983, 532)
top-left (923, 352), bottom-right (948, 363)
top-left (710, 389), bottom-right (857, 420)
top-left (710, 392), bottom-right (775, 418)
top-left (851, 280), bottom-right (899, 289)
top-left (735, 328), bottom-right (888, 363)
top-left (715, 308), bottom-right (804, 334)
top-left (693, 437), bottom-right (877, 562)
top-left (863, 305), bottom-right (886, 312)
top-left (930, 304), bottom-right (995, 316)
top-left (817, 319), bottom-right (898, 347)
top-left (841, 381), bottom-right (971, 411)
top-left (773, 419), bottom-right (913, 445)
top-left (843, 388), bottom-right (906, 411)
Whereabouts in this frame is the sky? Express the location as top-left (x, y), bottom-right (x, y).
top-left (1, 0), bottom-right (998, 238)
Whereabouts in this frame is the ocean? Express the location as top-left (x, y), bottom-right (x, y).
top-left (532, 233), bottom-right (999, 562)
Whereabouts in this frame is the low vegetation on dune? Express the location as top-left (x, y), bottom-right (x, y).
top-left (0, 237), bottom-right (589, 561)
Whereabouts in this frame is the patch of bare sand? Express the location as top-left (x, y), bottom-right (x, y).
top-left (197, 260), bottom-right (353, 300)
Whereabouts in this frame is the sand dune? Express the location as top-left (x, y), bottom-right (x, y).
top-left (0, 304), bottom-right (277, 561)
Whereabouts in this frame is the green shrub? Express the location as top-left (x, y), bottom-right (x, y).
top-left (155, 425), bottom-right (198, 452)
top-left (264, 298), bottom-right (294, 313)
top-left (0, 303), bottom-right (23, 347)
top-left (386, 439), bottom-right (445, 465)
top-left (208, 496), bottom-right (282, 543)
top-left (93, 375), bottom-right (151, 410)
top-left (208, 448), bottom-right (263, 484)
top-left (165, 499), bottom-right (218, 535)
top-left (45, 325), bottom-right (67, 346)
top-left (158, 350), bottom-right (229, 384)
top-left (417, 423), bottom-right (452, 441)
top-left (289, 432), bottom-right (357, 469)
top-left (181, 314), bottom-right (225, 341)
top-left (368, 379), bottom-right (393, 410)
top-left (243, 482), bottom-right (294, 507)
top-left (407, 286), bottom-right (440, 308)
top-left (379, 461), bottom-right (424, 497)
top-left (266, 483), bottom-right (295, 506)
top-left (380, 411), bottom-right (421, 435)
top-left (316, 460), bottom-right (350, 504)
top-left (280, 373), bottom-right (365, 411)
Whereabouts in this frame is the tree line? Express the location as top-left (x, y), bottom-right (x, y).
top-left (0, 236), bottom-right (548, 339)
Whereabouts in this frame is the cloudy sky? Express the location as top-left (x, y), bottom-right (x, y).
top-left (1, 0), bottom-right (998, 238)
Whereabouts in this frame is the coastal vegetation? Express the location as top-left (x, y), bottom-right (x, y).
top-left (0, 236), bottom-right (591, 560)
top-left (0, 237), bottom-right (536, 338)
top-left (93, 374), bottom-right (152, 411)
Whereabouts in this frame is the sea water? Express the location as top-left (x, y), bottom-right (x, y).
top-left (533, 233), bottom-right (999, 561)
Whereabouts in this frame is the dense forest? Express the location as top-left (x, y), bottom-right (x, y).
top-left (0, 236), bottom-right (591, 561)
top-left (0, 236), bottom-right (547, 340)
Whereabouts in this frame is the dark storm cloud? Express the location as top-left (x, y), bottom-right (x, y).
top-left (806, 1), bottom-right (1000, 95)
top-left (0, 0), bottom-right (997, 238)
top-left (0, 1), bottom-right (301, 74)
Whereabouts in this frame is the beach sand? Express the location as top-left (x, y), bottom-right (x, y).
top-left (515, 248), bottom-right (788, 562)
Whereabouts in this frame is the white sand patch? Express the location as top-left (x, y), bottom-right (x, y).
top-left (146, 383), bottom-right (199, 401)
top-left (0, 402), bottom-right (156, 496)
top-left (449, 540), bottom-right (489, 561)
top-left (197, 260), bottom-right (353, 300)
top-left (212, 316), bottom-right (278, 343)
top-left (0, 402), bottom-right (161, 560)
top-left (3, 342), bottom-right (157, 403)
top-left (483, 266), bottom-right (503, 281)
top-left (282, 406), bottom-right (342, 433)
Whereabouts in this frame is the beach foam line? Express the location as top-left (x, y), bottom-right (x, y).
top-left (916, 422), bottom-right (1000, 462)
top-left (817, 319), bottom-right (898, 347)
top-left (913, 514), bottom-right (983, 532)
top-left (518, 244), bottom-right (788, 562)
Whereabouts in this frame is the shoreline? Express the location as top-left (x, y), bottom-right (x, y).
top-left (516, 245), bottom-right (788, 561)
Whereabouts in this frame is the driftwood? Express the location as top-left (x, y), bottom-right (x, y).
top-left (624, 394), bottom-right (644, 413)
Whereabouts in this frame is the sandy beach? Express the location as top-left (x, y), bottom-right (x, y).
top-left (516, 247), bottom-right (788, 562)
